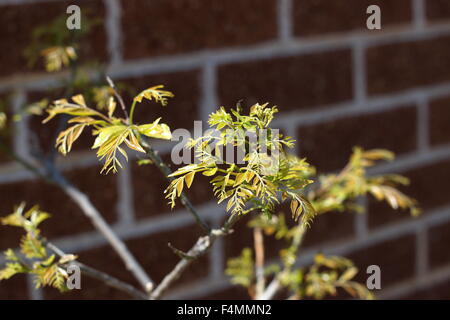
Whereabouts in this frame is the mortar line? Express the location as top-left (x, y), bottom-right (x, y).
top-left (104, 0), bottom-right (123, 66)
top-left (277, 0), bottom-right (293, 42)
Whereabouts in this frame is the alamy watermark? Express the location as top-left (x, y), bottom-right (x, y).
top-left (66, 5), bottom-right (81, 30)
top-left (367, 5), bottom-right (382, 30)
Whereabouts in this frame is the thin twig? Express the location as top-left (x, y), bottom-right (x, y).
top-left (150, 213), bottom-right (241, 300)
top-left (106, 76), bottom-right (129, 122)
top-left (140, 138), bottom-right (210, 232)
top-left (253, 227), bottom-right (265, 298)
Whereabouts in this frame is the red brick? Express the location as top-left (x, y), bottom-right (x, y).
top-left (429, 96), bottom-right (450, 146)
top-left (429, 220), bottom-right (450, 269)
top-left (194, 285), bottom-right (250, 300)
top-left (369, 158), bottom-right (450, 229)
top-left (218, 50), bottom-right (353, 112)
top-left (0, 165), bottom-right (117, 240)
top-left (118, 70), bottom-right (201, 130)
top-left (121, 0), bottom-right (277, 60)
top-left (297, 106), bottom-right (417, 172)
top-left (294, 0), bottom-right (412, 37)
top-left (0, 274), bottom-right (29, 300)
top-left (0, 0), bottom-right (107, 78)
top-left (426, 0), bottom-right (450, 22)
top-left (347, 234), bottom-right (416, 288)
top-left (367, 36), bottom-right (450, 95)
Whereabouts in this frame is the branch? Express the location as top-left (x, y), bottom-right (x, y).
top-left (258, 224), bottom-right (307, 300)
top-left (150, 213), bottom-right (241, 300)
top-left (44, 164), bottom-right (154, 293)
top-left (106, 76), bottom-right (129, 122)
top-left (47, 243), bottom-right (147, 300)
top-left (139, 138), bottom-right (210, 232)
top-left (0, 139), bottom-right (154, 294)
top-left (259, 278), bottom-right (281, 300)
top-left (44, 240), bottom-right (147, 300)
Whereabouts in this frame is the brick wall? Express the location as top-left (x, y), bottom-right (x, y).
top-left (0, 0), bottom-right (449, 300)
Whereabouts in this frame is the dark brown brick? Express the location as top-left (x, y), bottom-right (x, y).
top-left (0, 0), bottom-right (107, 78)
top-left (297, 106), bottom-right (417, 172)
top-left (0, 165), bottom-right (117, 240)
top-left (367, 36), bottom-right (450, 95)
top-left (429, 220), bottom-right (450, 269)
top-left (400, 278), bottom-right (450, 299)
top-left (303, 211), bottom-right (355, 248)
top-left (218, 50), bottom-right (353, 112)
top-left (121, 0), bottom-right (277, 60)
top-left (430, 96), bottom-right (450, 146)
top-left (0, 224), bottom-right (26, 253)
top-left (368, 199), bottom-right (416, 230)
top-left (0, 274), bottom-right (29, 300)
top-left (369, 158), bottom-right (450, 229)
top-left (119, 70), bottom-right (201, 130)
top-left (194, 285), bottom-right (250, 300)
top-left (294, 0), bottom-right (412, 37)
top-left (132, 148), bottom-right (215, 220)
top-left (426, 0), bottom-right (450, 22)
top-left (348, 234), bottom-right (416, 288)
top-left (400, 159), bottom-right (450, 211)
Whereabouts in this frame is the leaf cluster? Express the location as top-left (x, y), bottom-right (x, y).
top-left (165, 103), bottom-right (316, 226)
top-left (43, 85), bottom-right (173, 174)
top-left (0, 203), bottom-right (76, 292)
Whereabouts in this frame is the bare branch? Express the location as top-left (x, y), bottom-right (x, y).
top-left (139, 138), bottom-right (210, 232)
top-left (45, 166), bottom-right (154, 293)
top-left (44, 240), bottom-right (147, 300)
top-left (150, 213), bottom-right (241, 300)
top-left (258, 224), bottom-right (307, 300)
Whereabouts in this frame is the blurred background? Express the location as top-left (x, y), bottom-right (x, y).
top-left (0, 0), bottom-right (450, 299)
